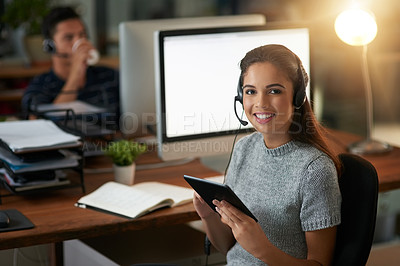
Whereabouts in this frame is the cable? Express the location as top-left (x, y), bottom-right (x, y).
top-left (223, 109), bottom-right (246, 183)
top-left (13, 248), bottom-right (18, 266)
top-left (204, 235), bottom-right (211, 266)
top-left (203, 111), bottom-right (247, 266)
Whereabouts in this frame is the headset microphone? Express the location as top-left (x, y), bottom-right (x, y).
top-left (234, 77), bottom-right (248, 126)
top-left (234, 96), bottom-right (248, 126)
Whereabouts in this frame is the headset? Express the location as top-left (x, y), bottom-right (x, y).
top-left (42, 22), bottom-right (60, 55)
top-left (42, 38), bottom-right (71, 58)
top-left (42, 38), bottom-right (57, 54)
top-left (42, 26), bottom-right (89, 58)
top-left (234, 58), bottom-right (307, 126)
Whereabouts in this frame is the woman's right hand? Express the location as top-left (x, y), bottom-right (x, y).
top-left (193, 191), bottom-right (216, 219)
top-left (193, 192), bottom-right (237, 255)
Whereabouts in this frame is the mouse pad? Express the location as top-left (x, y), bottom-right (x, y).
top-left (0, 209), bottom-right (35, 233)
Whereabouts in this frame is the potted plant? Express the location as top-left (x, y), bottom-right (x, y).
top-left (104, 140), bottom-right (147, 185)
top-left (1, 0), bottom-right (52, 65)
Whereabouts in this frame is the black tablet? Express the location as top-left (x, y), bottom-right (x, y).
top-left (183, 175), bottom-right (258, 222)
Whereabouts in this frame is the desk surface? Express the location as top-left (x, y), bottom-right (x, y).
top-left (326, 130), bottom-right (400, 192)
top-left (0, 152), bottom-right (219, 250)
top-left (1, 130), bottom-right (400, 250)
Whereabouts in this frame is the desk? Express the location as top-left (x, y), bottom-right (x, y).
top-left (326, 130), bottom-right (400, 192)
top-left (0, 152), bottom-right (219, 251)
top-left (0, 130), bottom-right (400, 253)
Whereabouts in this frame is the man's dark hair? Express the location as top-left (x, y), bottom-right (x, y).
top-left (42, 6), bottom-right (80, 39)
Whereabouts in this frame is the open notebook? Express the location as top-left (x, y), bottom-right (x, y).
top-left (75, 181), bottom-right (195, 219)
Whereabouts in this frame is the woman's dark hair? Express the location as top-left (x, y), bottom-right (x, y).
top-left (42, 6), bottom-right (80, 39)
top-left (239, 44), bottom-right (342, 175)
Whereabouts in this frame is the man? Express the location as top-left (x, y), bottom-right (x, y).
top-left (21, 7), bottom-right (119, 128)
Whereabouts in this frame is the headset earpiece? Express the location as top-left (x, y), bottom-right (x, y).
top-left (294, 89), bottom-right (306, 109)
top-left (236, 77), bottom-right (243, 104)
top-left (42, 39), bottom-right (56, 54)
top-left (293, 60), bottom-right (307, 109)
top-left (293, 72), bottom-right (306, 109)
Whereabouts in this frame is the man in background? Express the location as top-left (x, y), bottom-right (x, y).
top-left (21, 6), bottom-right (119, 129)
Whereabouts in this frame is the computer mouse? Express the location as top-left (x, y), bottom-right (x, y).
top-left (0, 211), bottom-right (10, 228)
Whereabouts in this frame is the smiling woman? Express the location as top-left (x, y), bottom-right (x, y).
top-left (237, 44), bottom-right (339, 166)
top-left (242, 62), bottom-right (294, 149)
top-left (193, 44), bottom-right (343, 265)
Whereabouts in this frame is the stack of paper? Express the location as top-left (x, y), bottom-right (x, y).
top-left (35, 100), bottom-right (107, 117)
top-left (0, 119), bottom-right (81, 192)
top-left (0, 119), bottom-right (81, 153)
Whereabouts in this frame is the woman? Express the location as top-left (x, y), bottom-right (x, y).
top-left (194, 44), bottom-right (342, 265)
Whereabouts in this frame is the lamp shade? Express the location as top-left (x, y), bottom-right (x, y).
top-left (335, 8), bottom-right (377, 46)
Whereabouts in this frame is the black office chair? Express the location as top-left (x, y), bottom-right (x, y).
top-left (332, 153), bottom-right (379, 266)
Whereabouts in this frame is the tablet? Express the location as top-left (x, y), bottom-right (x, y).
top-left (184, 175), bottom-right (258, 222)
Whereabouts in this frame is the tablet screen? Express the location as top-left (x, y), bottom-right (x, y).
top-left (184, 175), bottom-right (257, 222)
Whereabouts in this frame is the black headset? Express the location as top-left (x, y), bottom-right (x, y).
top-left (42, 25), bottom-right (88, 57)
top-left (234, 59), bottom-right (307, 126)
top-left (42, 38), bottom-right (56, 54)
top-left (42, 20), bottom-right (57, 54)
top-left (42, 38), bottom-right (70, 58)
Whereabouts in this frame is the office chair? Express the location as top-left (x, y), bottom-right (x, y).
top-left (332, 153), bottom-right (379, 266)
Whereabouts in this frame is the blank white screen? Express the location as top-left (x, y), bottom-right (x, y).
top-left (162, 28), bottom-right (310, 138)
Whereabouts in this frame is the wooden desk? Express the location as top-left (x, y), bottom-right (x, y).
top-left (326, 130), bottom-right (400, 192)
top-left (0, 151), bottom-right (219, 250)
top-left (0, 130), bottom-right (400, 251)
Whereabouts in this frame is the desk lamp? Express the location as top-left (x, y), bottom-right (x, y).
top-left (334, 6), bottom-right (391, 154)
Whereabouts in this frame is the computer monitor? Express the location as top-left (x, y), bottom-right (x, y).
top-left (118, 15), bottom-right (266, 136)
top-left (155, 24), bottom-right (311, 161)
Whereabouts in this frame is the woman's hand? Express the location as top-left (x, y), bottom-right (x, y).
top-left (213, 199), bottom-right (270, 259)
top-left (213, 199), bottom-right (335, 265)
top-left (193, 193), bottom-right (237, 255)
top-left (193, 191), bottom-right (216, 219)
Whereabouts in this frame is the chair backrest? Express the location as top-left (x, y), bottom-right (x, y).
top-left (332, 153), bottom-right (379, 266)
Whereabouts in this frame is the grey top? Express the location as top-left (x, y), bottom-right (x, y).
top-left (225, 132), bottom-right (341, 265)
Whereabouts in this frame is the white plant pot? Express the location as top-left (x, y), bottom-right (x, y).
top-left (24, 34), bottom-right (51, 65)
top-left (113, 163), bottom-right (135, 186)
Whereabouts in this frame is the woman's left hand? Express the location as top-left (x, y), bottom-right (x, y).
top-left (213, 199), bottom-right (269, 258)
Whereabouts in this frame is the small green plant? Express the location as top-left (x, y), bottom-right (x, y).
top-left (1, 0), bottom-right (52, 35)
top-left (104, 140), bottom-right (147, 166)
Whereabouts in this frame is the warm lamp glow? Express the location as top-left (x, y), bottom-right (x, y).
top-left (335, 8), bottom-right (377, 46)
top-left (334, 6), bottom-right (391, 154)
